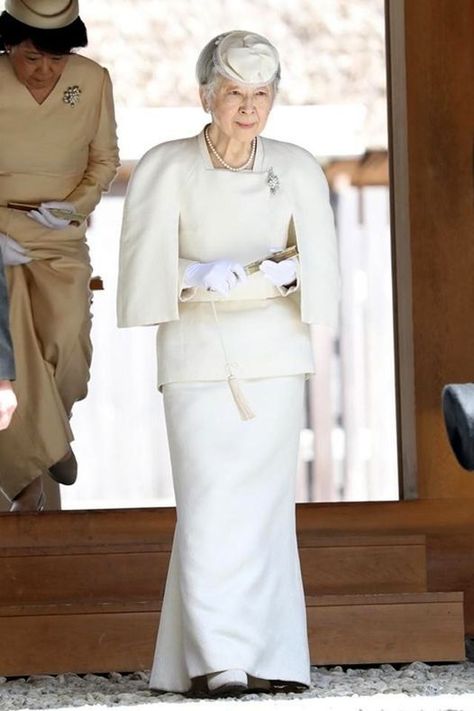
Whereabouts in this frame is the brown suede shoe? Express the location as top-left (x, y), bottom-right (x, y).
top-left (48, 450), bottom-right (78, 485)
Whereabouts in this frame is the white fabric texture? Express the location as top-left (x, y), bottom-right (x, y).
top-left (117, 131), bottom-right (340, 332)
top-left (152, 132), bottom-right (316, 387)
top-left (150, 375), bottom-right (310, 693)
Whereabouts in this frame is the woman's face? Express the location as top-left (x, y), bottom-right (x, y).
top-left (7, 40), bottom-right (68, 92)
top-left (204, 77), bottom-right (274, 143)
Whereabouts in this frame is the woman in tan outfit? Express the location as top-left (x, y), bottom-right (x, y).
top-left (0, 0), bottom-right (119, 511)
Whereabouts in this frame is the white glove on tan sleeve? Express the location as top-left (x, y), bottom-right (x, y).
top-left (259, 258), bottom-right (297, 287)
top-left (28, 201), bottom-right (76, 229)
top-left (0, 233), bottom-right (31, 266)
top-left (183, 259), bottom-right (247, 296)
top-left (0, 381), bottom-right (17, 431)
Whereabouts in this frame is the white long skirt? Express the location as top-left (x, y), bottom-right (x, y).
top-left (149, 375), bottom-right (310, 693)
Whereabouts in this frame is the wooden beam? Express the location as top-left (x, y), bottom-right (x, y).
top-left (386, 0), bottom-right (418, 498)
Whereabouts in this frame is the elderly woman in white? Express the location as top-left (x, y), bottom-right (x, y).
top-left (117, 31), bottom-right (339, 697)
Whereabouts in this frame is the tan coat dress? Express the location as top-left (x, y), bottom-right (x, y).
top-left (0, 53), bottom-right (119, 500)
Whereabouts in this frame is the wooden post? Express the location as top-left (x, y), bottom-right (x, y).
top-left (388, 0), bottom-right (474, 497)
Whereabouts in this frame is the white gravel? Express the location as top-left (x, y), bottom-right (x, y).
top-left (1, 663), bottom-right (474, 711)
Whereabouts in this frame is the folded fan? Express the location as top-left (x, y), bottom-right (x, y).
top-left (244, 245), bottom-right (298, 275)
top-left (7, 201), bottom-right (86, 225)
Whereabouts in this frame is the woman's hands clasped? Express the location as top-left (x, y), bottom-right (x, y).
top-left (28, 201), bottom-right (76, 230)
top-left (184, 259), bottom-right (247, 296)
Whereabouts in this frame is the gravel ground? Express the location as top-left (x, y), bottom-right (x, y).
top-left (1, 663), bottom-right (474, 710)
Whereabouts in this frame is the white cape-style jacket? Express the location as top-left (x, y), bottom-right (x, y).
top-left (117, 132), bottom-right (339, 333)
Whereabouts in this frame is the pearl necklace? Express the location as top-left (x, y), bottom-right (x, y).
top-left (204, 126), bottom-right (256, 172)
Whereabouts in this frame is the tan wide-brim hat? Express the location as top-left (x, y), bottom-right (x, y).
top-left (5, 0), bottom-right (79, 29)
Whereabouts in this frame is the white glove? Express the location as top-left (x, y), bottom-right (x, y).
top-left (0, 232), bottom-right (31, 266)
top-left (0, 381), bottom-right (17, 431)
top-left (28, 201), bottom-right (75, 230)
top-left (184, 259), bottom-right (247, 296)
top-left (260, 258), bottom-right (297, 287)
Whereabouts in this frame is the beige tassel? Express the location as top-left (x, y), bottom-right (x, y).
top-left (227, 375), bottom-right (255, 421)
top-left (210, 300), bottom-right (256, 420)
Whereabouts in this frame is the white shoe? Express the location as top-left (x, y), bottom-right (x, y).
top-left (207, 669), bottom-right (248, 696)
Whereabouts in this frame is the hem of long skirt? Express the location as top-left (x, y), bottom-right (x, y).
top-left (149, 671), bottom-right (311, 695)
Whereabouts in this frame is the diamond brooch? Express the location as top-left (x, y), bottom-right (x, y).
top-left (63, 85), bottom-right (82, 108)
top-left (267, 167), bottom-right (280, 195)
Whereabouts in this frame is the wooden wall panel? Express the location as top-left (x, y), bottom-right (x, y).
top-left (0, 498), bottom-right (467, 675)
top-left (402, 0), bottom-right (474, 497)
top-left (0, 611), bottom-right (157, 675)
top-left (0, 592), bottom-right (464, 676)
top-left (0, 552), bottom-right (170, 605)
top-left (308, 592), bottom-right (465, 665)
top-left (299, 535), bottom-right (427, 594)
top-left (0, 532), bottom-right (426, 609)
top-left (0, 500), bottom-right (473, 620)
top-left (298, 499), bottom-right (474, 633)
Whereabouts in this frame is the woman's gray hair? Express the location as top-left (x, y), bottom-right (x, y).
top-left (196, 31), bottom-right (281, 103)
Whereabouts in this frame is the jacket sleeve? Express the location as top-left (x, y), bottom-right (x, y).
top-left (0, 251), bottom-right (15, 381)
top-left (117, 145), bottom-right (182, 327)
top-left (66, 69), bottom-right (120, 216)
top-left (291, 149), bottom-right (340, 329)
